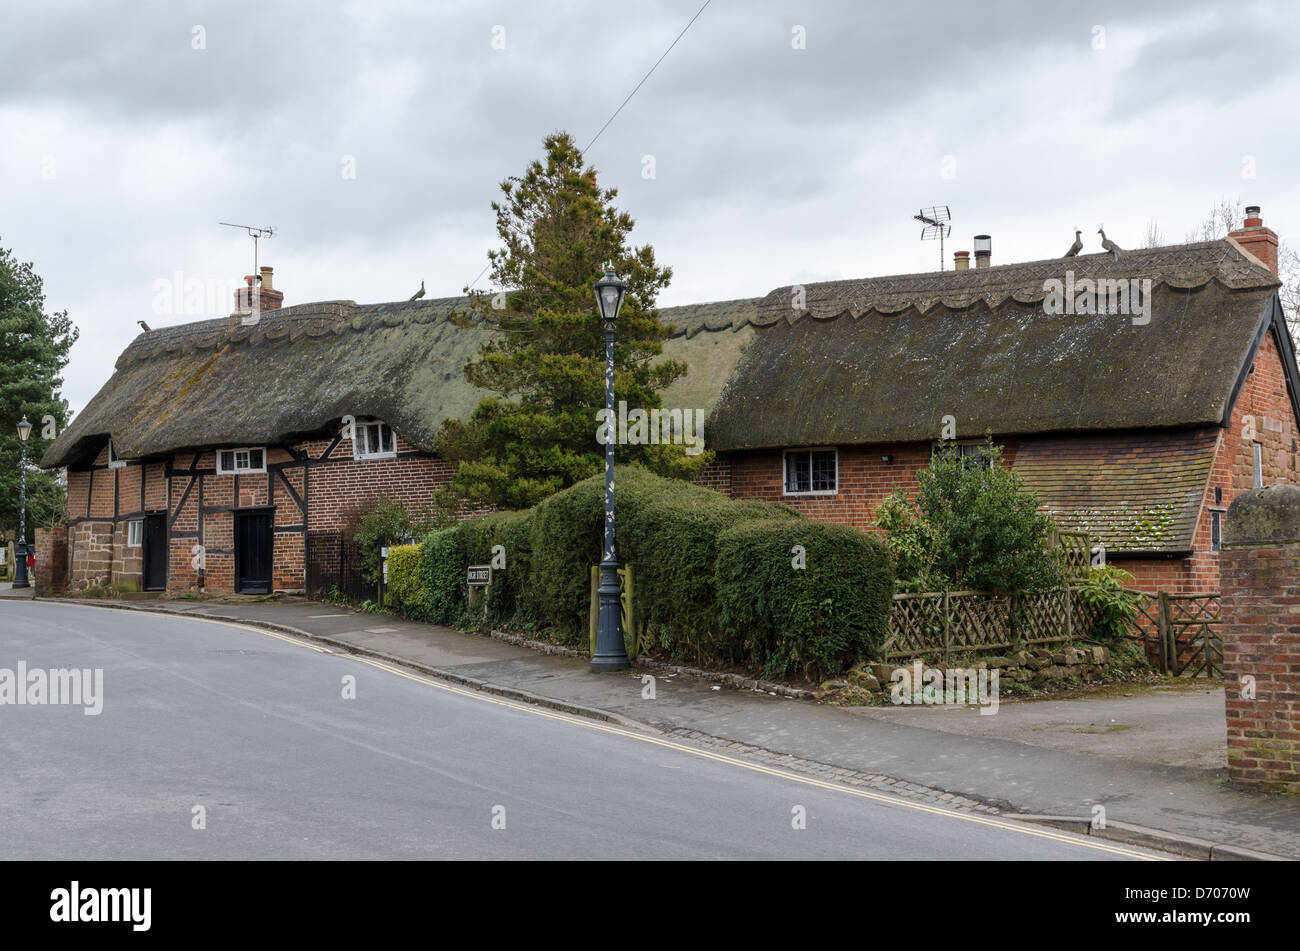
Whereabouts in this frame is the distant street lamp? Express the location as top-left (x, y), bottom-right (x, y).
top-left (592, 268), bottom-right (629, 671)
top-left (13, 415), bottom-right (32, 588)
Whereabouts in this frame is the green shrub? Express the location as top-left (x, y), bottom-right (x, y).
top-left (386, 544), bottom-right (423, 614)
top-left (717, 519), bottom-right (894, 680)
top-left (418, 528), bottom-right (467, 624)
top-left (1077, 565), bottom-right (1144, 640)
top-left (400, 465), bottom-right (894, 680)
top-left (528, 466), bottom-right (800, 650)
top-left (878, 439), bottom-right (1062, 593)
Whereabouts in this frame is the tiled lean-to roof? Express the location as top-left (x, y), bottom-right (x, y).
top-left (1011, 430), bottom-right (1220, 554)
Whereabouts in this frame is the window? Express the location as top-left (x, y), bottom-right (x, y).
top-left (107, 440), bottom-right (126, 469)
top-left (127, 520), bottom-right (143, 547)
top-left (354, 420), bottom-right (396, 460)
top-left (934, 440), bottom-right (996, 469)
top-left (783, 449), bottom-right (837, 495)
top-left (217, 447), bottom-right (266, 474)
top-left (1210, 511), bottom-right (1223, 553)
top-left (1253, 442), bottom-right (1263, 488)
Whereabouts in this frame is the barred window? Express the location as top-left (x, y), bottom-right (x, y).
top-left (784, 449), bottom-right (837, 495)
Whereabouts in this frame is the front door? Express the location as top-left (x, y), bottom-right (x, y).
top-left (142, 513), bottom-right (167, 591)
top-left (235, 510), bottom-right (273, 594)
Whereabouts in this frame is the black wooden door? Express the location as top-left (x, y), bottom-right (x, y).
top-left (142, 513), bottom-right (167, 591)
top-left (235, 510), bottom-right (273, 594)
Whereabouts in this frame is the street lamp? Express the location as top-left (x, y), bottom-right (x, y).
top-left (13, 415), bottom-right (32, 588)
top-left (592, 267), bottom-right (629, 671)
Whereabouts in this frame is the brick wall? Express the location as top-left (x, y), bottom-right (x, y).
top-left (33, 526), bottom-right (69, 597)
top-left (1220, 484), bottom-right (1300, 793)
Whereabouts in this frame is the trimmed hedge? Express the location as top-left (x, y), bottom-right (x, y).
top-left (418, 528), bottom-right (467, 624)
top-left (386, 544), bottom-right (423, 612)
top-left (717, 520), bottom-right (894, 680)
top-left (397, 465), bottom-right (894, 678)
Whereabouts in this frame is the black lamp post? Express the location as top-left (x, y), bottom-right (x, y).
top-left (592, 267), bottom-right (629, 671)
top-left (13, 415), bottom-right (32, 588)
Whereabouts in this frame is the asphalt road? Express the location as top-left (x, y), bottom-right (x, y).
top-left (0, 601), bottom-right (1166, 860)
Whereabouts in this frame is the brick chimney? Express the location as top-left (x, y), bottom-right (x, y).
top-left (1228, 205), bottom-right (1279, 275)
top-left (233, 266), bottom-right (285, 315)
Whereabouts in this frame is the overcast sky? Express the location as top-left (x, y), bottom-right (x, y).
top-left (4, 0), bottom-right (1299, 413)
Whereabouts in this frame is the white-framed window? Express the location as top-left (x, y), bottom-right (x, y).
top-left (1210, 509), bottom-right (1224, 553)
top-left (127, 519), bottom-right (143, 547)
top-left (353, 420), bottom-right (397, 460)
top-left (217, 447), bottom-right (266, 474)
top-left (107, 440), bottom-right (126, 469)
top-left (1253, 442), bottom-right (1263, 488)
top-left (783, 448), bottom-right (838, 495)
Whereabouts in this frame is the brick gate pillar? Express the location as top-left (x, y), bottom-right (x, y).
top-left (1221, 484), bottom-right (1300, 793)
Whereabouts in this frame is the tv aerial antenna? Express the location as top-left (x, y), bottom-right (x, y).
top-left (219, 222), bottom-right (276, 282)
top-left (914, 206), bottom-right (952, 270)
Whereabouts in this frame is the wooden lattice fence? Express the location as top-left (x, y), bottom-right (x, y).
top-left (884, 587), bottom-right (1088, 662)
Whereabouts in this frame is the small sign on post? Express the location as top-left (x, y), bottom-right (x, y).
top-left (467, 564), bottom-right (491, 614)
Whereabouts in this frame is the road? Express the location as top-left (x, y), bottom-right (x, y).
top-left (0, 601), bottom-right (1167, 860)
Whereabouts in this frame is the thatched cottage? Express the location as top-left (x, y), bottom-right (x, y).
top-left (41, 208), bottom-right (1298, 597)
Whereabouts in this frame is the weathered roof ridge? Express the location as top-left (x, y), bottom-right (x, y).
top-left (758, 239), bottom-right (1279, 325)
top-left (117, 295), bottom-right (764, 369)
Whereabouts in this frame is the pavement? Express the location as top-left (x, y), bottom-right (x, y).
top-left (0, 582), bottom-right (35, 600)
top-left (20, 594), bottom-right (1300, 859)
top-left (0, 600), bottom-right (1166, 860)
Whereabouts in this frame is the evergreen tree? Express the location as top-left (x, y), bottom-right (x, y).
top-left (436, 131), bottom-right (706, 510)
top-left (0, 241), bottom-right (78, 545)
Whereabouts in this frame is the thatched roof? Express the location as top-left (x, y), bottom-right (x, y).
top-left (42, 295), bottom-right (762, 468)
top-left (706, 239), bottom-right (1292, 451)
top-left (44, 237), bottom-right (1295, 473)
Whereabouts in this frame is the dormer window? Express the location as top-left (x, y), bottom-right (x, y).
top-left (354, 419), bottom-right (396, 460)
top-left (217, 447), bottom-right (266, 474)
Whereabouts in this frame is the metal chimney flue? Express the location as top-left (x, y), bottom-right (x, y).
top-left (973, 234), bottom-right (992, 268)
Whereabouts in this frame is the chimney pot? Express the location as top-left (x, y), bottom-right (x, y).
top-left (953, 250), bottom-right (970, 270)
top-left (973, 234), bottom-right (992, 268)
top-left (233, 266), bottom-right (285, 314)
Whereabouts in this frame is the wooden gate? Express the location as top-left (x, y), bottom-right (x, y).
top-left (1129, 591), bottom-right (1222, 677)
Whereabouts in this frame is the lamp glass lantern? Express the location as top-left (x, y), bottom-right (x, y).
top-left (593, 269), bottom-right (627, 328)
top-left (17, 416), bottom-right (32, 442)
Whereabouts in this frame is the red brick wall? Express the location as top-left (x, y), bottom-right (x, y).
top-left (33, 526), bottom-right (69, 596)
top-left (724, 441), bottom-right (1021, 533)
top-left (1220, 489), bottom-right (1300, 793)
